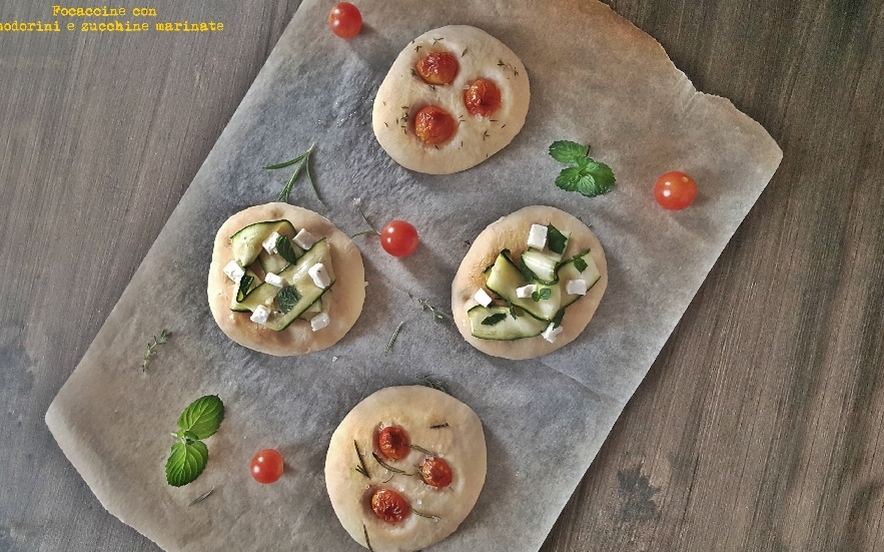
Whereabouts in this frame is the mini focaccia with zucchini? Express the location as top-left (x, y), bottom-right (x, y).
top-left (372, 25), bottom-right (530, 174)
top-left (325, 386), bottom-right (486, 552)
top-left (451, 205), bottom-right (607, 360)
top-left (207, 202), bottom-right (365, 356)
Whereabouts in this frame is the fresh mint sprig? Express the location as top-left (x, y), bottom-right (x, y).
top-left (165, 395), bottom-right (225, 487)
top-left (549, 140), bottom-right (615, 197)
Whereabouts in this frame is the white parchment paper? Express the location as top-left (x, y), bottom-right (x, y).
top-left (46, 0), bottom-right (782, 551)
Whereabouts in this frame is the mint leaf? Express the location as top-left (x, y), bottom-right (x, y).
top-left (481, 312), bottom-right (507, 326)
top-left (165, 440), bottom-right (209, 487)
top-left (549, 140), bottom-right (588, 164)
top-left (550, 140), bottom-right (616, 198)
top-left (546, 225), bottom-right (568, 255)
top-left (176, 395), bottom-right (225, 440)
top-left (276, 235), bottom-right (299, 265)
top-left (236, 274), bottom-right (254, 302)
top-left (277, 285), bottom-right (302, 314)
top-left (572, 254), bottom-right (589, 273)
top-left (531, 287), bottom-right (552, 302)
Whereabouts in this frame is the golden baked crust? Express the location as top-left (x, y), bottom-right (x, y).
top-left (207, 202), bottom-right (365, 356)
top-left (451, 205), bottom-right (608, 360)
top-left (325, 386), bottom-right (486, 552)
top-left (372, 25), bottom-right (530, 174)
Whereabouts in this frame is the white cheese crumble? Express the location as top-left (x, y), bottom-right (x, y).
top-left (542, 323), bottom-right (563, 343)
top-left (566, 279), bottom-right (588, 296)
top-left (308, 263), bottom-right (331, 289)
top-left (527, 224), bottom-right (548, 250)
top-left (515, 284), bottom-right (537, 299)
top-left (293, 228), bottom-right (317, 250)
top-left (223, 260), bottom-right (245, 283)
top-left (250, 305), bottom-right (271, 325)
top-left (264, 272), bottom-right (285, 287)
top-left (310, 312), bottom-right (331, 332)
top-left (474, 288), bottom-right (493, 307)
top-left (262, 231), bottom-right (281, 255)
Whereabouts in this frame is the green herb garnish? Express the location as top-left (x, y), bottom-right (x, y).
top-left (141, 329), bottom-right (171, 372)
top-left (236, 274), bottom-right (254, 302)
top-left (421, 376), bottom-right (450, 395)
top-left (372, 452), bottom-right (413, 475)
top-left (264, 143), bottom-right (320, 204)
top-left (275, 235), bottom-right (299, 265)
top-left (354, 440), bottom-right (370, 478)
top-left (481, 312), bottom-right (507, 326)
top-left (549, 140), bottom-right (615, 197)
top-left (532, 287), bottom-right (552, 302)
top-left (165, 395), bottom-right (225, 487)
top-left (572, 254), bottom-right (589, 273)
top-left (546, 224), bottom-right (567, 254)
top-left (276, 285), bottom-right (301, 314)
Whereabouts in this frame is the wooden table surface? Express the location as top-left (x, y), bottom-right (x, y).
top-left (2, 1), bottom-right (882, 550)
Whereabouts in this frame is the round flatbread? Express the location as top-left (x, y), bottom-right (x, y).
top-left (451, 205), bottom-right (608, 360)
top-left (372, 25), bottom-right (530, 174)
top-left (207, 202), bottom-right (365, 356)
top-left (325, 386), bottom-right (486, 552)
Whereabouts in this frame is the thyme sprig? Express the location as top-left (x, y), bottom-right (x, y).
top-left (141, 329), bottom-right (171, 372)
top-left (385, 321), bottom-right (406, 355)
top-left (189, 487), bottom-right (216, 506)
top-left (409, 294), bottom-right (452, 321)
top-left (264, 143), bottom-right (321, 204)
top-left (421, 376), bottom-right (449, 395)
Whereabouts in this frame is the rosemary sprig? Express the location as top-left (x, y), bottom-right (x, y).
top-left (363, 524), bottom-right (375, 552)
top-left (351, 198), bottom-right (380, 238)
top-left (421, 376), bottom-right (449, 395)
top-left (264, 143), bottom-right (321, 204)
top-left (372, 452), bottom-right (413, 476)
top-left (189, 487), bottom-right (215, 506)
top-left (412, 509), bottom-right (441, 522)
top-left (354, 440), bottom-right (370, 479)
top-left (141, 329), bottom-right (171, 372)
top-left (407, 443), bottom-right (435, 456)
top-left (385, 321), bottom-right (406, 355)
top-left (430, 423), bottom-right (450, 429)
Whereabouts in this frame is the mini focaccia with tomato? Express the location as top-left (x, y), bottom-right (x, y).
top-left (325, 386), bottom-right (486, 552)
top-left (451, 205), bottom-right (607, 360)
top-left (372, 25), bottom-right (530, 174)
top-left (207, 202), bottom-right (365, 356)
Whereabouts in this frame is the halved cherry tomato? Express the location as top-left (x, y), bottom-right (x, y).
top-left (415, 51), bottom-right (459, 85)
top-left (654, 171), bottom-right (698, 210)
top-left (250, 449), bottom-right (284, 484)
top-left (371, 488), bottom-right (410, 523)
top-left (413, 105), bottom-right (456, 145)
top-left (328, 2), bottom-right (362, 39)
top-left (377, 425), bottom-right (411, 459)
top-left (419, 457), bottom-right (453, 488)
top-left (380, 221), bottom-right (419, 258)
top-left (463, 78), bottom-right (502, 117)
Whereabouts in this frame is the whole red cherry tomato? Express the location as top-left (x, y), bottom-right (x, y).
top-left (328, 2), bottom-right (362, 39)
top-left (380, 220), bottom-right (419, 257)
top-left (654, 171), bottom-right (697, 210)
top-left (250, 449), bottom-right (284, 484)
top-left (419, 456), bottom-right (453, 488)
top-left (463, 78), bottom-right (502, 117)
top-left (413, 105), bottom-right (456, 145)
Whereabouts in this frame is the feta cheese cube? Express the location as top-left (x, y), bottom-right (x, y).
top-left (310, 312), bottom-right (331, 332)
top-left (262, 231), bottom-right (281, 255)
top-left (308, 263), bottom-right (331, 289)
top-left (293, 228), bottom-right (317, 250)
top-left (527, 224), bottom-right (548, 250)
top-left (250, 305), bottom-right (271, 325)
top-left (223, 260), bottom-right (245, 283)
top-left (474, 288), bottom-right (493, 307)
top-left (566, 279), bottom-right (588, 296)
top-left (515, 284), bottom-right (538, 299)
top-left (264, 272), bottom-right (285, 287)
top-left (542, 323), bottom-right (564, 343)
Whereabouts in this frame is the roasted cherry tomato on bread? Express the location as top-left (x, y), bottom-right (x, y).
top-left (377, 425), bottom-right (411, 459)
top-left (654, 171), bottom-right (697, 210)
top-left (371, 488), bottom-right (411, 523)
top-left (463, 78), bottom-right (502, 117)
top-left (413, 105), bottom-right (456, 145)
top-left (250, 449), bottom-right (284, 484)
top-left (419, 456), bottom-right (453, 488)
top-left (328, 2), bottom-right (362, 39)
top-left (415, 51), bottom-right (459, 85)
top-left (380, 220), bottom-right (420, 258)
